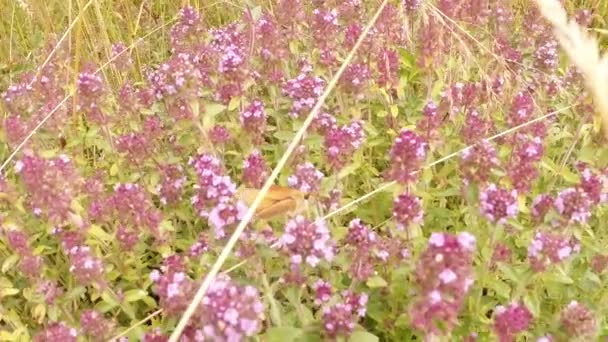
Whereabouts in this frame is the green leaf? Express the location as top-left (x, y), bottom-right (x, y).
top-left (65, 286), bottom-right (87, 300)
top-left (390, 105), bottom-right (399, 118)
top-left (205, 103), bottom-right (226, 117)
top-left (2, 254), bottom-right (19, 273)
top-left (349, 331), bottom-right (379, 342)
top-left (262, 327), bottom-right (303, 342)
top-left (338, 160), bottom-right (361, 179)
top-left (366, 275), bottom-right (388, 288)
top-left (228, 97), bottom-right (241, 111)
top-left (124, 289), bottom-right (147, 302)
top-left (545, 268), bottom-right (574, 284)
top-left (88, 224), bottom-right (113, 242)
top-left (110, 163), bottom-right (119, 176)
top-left (0, 288), bottom-right (19, 297)
top-left (560, 168), bottom-right (580, 184)
top-left (101, 290), bottom-right (119, 309)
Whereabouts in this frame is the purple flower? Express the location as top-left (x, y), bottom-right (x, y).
top-left (392, 193), bottom-right (424, 230)
top-left (479, 184), bottom-right (518, 224)
top-left (385, 129), bottom-right (428, 184)
top-left (554, 188), bottom-right (592, 224)
top-left (410, 232), bottom-right (476, 335)
top-left (287, 162), bottom-right (324, 194)
top-left (282, 70), bottom-right (326, 118)
top-left (197, 275), bottom-right (264, 340)
top-left (528, 231), bottom-right (580, 272)
top-left (208, 201), bottom-right (248, 239)
top-left (560, 301), bottom-right (597, 339)
top-left (312, 279), bottom-right (333, 306)
top-left (277, 216), bottom-right (335, 267)
top-left (34, 322), bottom-right (77, 342)
top-left (242, 150), bottom-right (270, 189)
top-left (324, 120), bottom-right (365, 170)
top-left (493, 303), bottom-right (533, 342)
top-left (460, 141), bottom-right (500, 184)
top-left (80, 309), bottom-right (113, 340)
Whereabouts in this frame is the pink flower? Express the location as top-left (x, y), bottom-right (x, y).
top-left (80, 309), bottom-right (113, 340)
top-left (196, 275), bottom-right (264, 340)
top-left (528, 231), bottom-right (580, 272)
top-left (560, 301), bottom-right (597, 339)
top-left (554, 188), bottom-right (592, 224)
top-left (479, 184), bottom-right (518, 224)
top-left (208, 201), bottom-right (249, 239)
top-left (312, 279), bottom-right (333, 306)
top-left (287, 162), bottom-right (324, 194)
top-left (34, 322), bottom-right (77, 342)
top-left (385, 129), bottom-right (428, 184)
top-left (493, 303), bottom-right (533, 342)
top-left (409, 232), bottom-right (476, 335)
top-left (460, 141), bottom-right (500, 184)
top-left (392, 193), bottom-right (424, 230)
top-left (242, 150), bottom-right (270, 189)
top-left (277, 216), bottom-right (335, 267)
top-left (282, 70), bottom-right (326, 118)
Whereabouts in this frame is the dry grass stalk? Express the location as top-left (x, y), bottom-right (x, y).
top-left (534, 0), bottom-right (608, 140)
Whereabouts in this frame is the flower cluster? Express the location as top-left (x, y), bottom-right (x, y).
top-left (115, 132), bottom-right (152, 164)
top-left (287, 162), bottom-right (324, 194)
top-left (55, 229), bottom-right (105, 286)
top-left (528, 231), bottom-right (580, 272)
top-left (392, 192), bottom-right (424, 230)
top-left (189, 153), bottom-right (233, 211)
top-left (282, 69), bottom-right (326, 118)
top-left (15, 153), bottom-right (80, 224)
top-left (493, 303), bottom-right (533, 342)
top-left (3, 229), bottom-right (44, 279)
top-left (209, 124), bottom-right (232, 145)
top-left (409, 232), bottom-right (476, 335)
top-left (479, 184), bottom-right (518, 224)
top-left (385, 129), bottom-right (428, 184)
top-left (111, 42), bottom-right (133, 71)
top-left (146, 52), bottom-right (203, 102)
top-left (104, 183), bottom-right (163, 241)
top-left (508, 91), bottom-right (535, 127)
top-left (323, 120), bottom-right (365, 170)
top-left (242, 150), bottom-right (270, 189)
top-left (277, 216), bottom-right (335, 268)
top-left (376, 48), bottom-right (400, 88)
top-left (150, 255), bottom-right (195, 316)
top-left (312, 279), bottom-right (333, 306)
top-left (170, 6), bottom-right (204, 53)
top-left (460, 141), bottom-right (500, 185)
top-left (461, 108), bottom-right (494, 144)
top-left (560, 301), bottom-right (597, 339)
top-left (240, 99), bottom-right (267, 141)
top-left (505, 135), bottom-right (544, 191)
top-left (77, 65), bottom-right (107, 123)
top-left (340, 62), bottom-right (371, 96)
top-left (80, 309), bottom-right (114, 340)
top-left (554, 188), bottom-right (592, 224)
top-left (156, 164), bottom-right (187, 205)
top-left (195, 274), bottom-right (264, 340)
top-left (34, 322), bottom-right (78, 342)
top-left (208, 201), bottom-right (249, 239)
top-left (416, 100), bottom-right (443, 140)
top-left (342, 218), bottom-right (409, 280)
top-left (322, 290), bottom-right (369, 339)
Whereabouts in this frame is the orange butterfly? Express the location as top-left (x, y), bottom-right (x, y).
top-left (237, 185), bottom-right (307, 220)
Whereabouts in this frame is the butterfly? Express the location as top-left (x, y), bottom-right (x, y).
top-left (237, 185), bottom-right (308, 220)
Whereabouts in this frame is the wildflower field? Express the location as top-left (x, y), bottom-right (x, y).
top-left (2, 0), bottom-right (608, 341)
